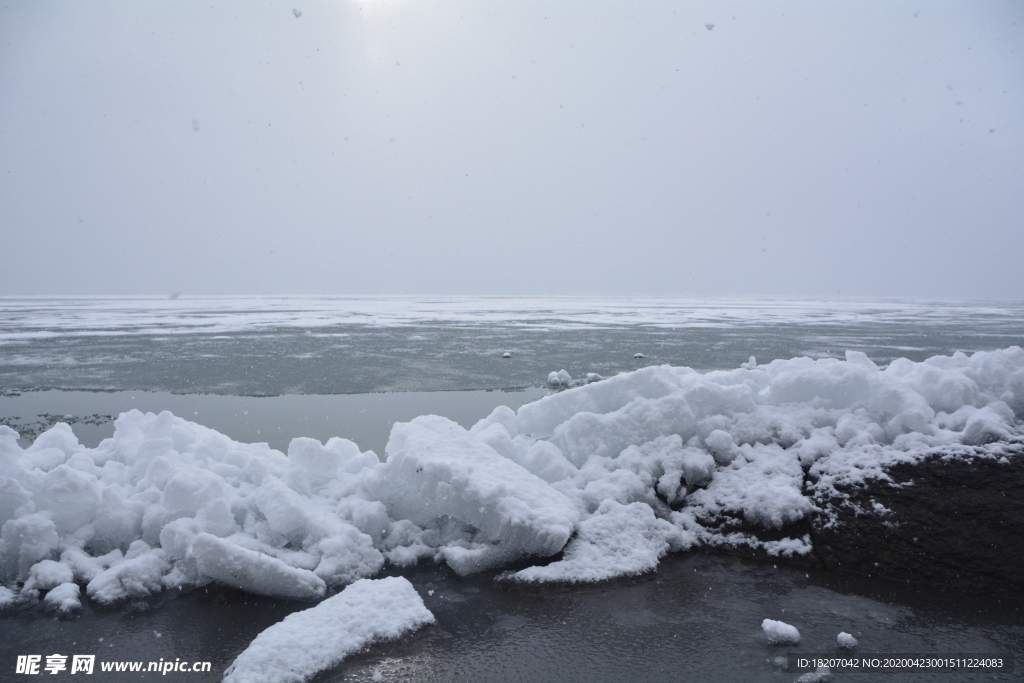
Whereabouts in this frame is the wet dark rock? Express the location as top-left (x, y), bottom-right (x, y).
top-left (807, 441), bottom-right (1024, 598)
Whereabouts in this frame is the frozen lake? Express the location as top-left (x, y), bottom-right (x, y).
top-left (1, 296), bottom-right (1021, 681)
top-left (2, 296), bottom-right (1023, 395)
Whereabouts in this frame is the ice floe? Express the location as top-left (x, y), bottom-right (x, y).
top-left (223, 576), bottom-right (433, 683)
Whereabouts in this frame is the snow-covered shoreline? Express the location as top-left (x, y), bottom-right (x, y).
top-left (2, 346), bottom-right (1022, 616)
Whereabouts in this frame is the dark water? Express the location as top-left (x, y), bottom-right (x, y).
top-left (2, 553), bottom-right (1019, 682)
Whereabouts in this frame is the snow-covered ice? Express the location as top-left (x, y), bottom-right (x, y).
top-left (42, 582), bottom-right (80, 613)
top-left (0, 346), bottom-right (1021, 605)
top-left (762, 618), bottom-right (801, 644)
top-left (192, 533), bottom-right (326, 600)
top-left (837, 631), bottom-right (858, 648)
top-left (506, 500), bottom-right (687, 583)
top-left (223, 576), bottom-right (433, 683)
top-left (363, 415), bottom-right (579, 575)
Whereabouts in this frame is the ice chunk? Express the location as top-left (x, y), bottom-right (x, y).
top-left (37, 465), bottom-right (101, 534)
top-left (253, 477), bottom-right (350, 547)
top-left (704, 429), bottom-right (739, 465)
top-left (552, 393), bottom-right (697, 467)
top-left (472, 422), bottom-right (577, 484)
top-left (0, 478), bottom-right (33, 529)
top-left (60, 546), bottom-right (122, 584)
top-left (837, 631), bottom-right (858, 648)
top-left (192, 533), bottom-right (326, 600)
top-left (962, 405), bottom-right (1013, 445)
top-left (687, 443), bottom-right (813, 529)
top-left (762, 618), bottom-right (800, 644)
top-left (470, 404), bottom-right (520, 438)
top-left (518, 365), bottom-right (687, 438)
top-left (162, 465), bottom-right (230, 515)
top-left (43, 582), bottom-right (81, 613)
top-left (547, 369), bottom-right (572, 386)
top-left (507, 500), bottom-right (691, 583)
top-left (766, 357), bottom-right (873, 408)
top-left (0, 585), bottom-right (19, 610)
top-left (795, 668), bottom-right (833, 683)
top-left (24, 559), bottom-right (74, 592)
top-left (1, 513), bottom-right (59, 583)
top-left (287, 437), bottom-right (369, 489)
top-left (370, 416), bottom-right (579, 573)
top-left (223, 576), bottom-right (434, 683)
top-left (86, 548), bottom-right (169, 605)
top-left (313, 528), bottom-right (384, 587)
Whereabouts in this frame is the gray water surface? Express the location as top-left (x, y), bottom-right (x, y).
top-left (2, 553), bottom-right (1019, 682)
top-left (0, 388), bottom-right (548, 455)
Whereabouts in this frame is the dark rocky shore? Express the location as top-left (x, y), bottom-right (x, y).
top-left (809, 440), bottom-right (1024, 598)
top-left (705, 439), bottom-right (1024, 599)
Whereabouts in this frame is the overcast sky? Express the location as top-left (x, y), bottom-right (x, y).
top-left (1, 1), bottom-right (1021, 297)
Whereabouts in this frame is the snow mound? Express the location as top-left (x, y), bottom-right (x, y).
top-left (762, 618), bottom-right (800, 644)
top-left (0, 347), bottom-right (1020, 601)
top-left (223, 576), bottom-right (434, 683)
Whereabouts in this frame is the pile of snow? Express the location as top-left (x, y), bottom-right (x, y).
top-left (506, 500), bottom-right (686, 583)
top-left (223, 576), bottom-right (433, 683)
top-left (0, 347), bottom-right (1021, 605)
top-left (762, 618), bottom-right (801, 644)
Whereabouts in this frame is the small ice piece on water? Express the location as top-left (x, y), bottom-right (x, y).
top-left (740, 356), bottom-right (757, 369)
top-left (761, 618), bottom-right (800, 644)
top-left (371, 668), bottom-right (383, 681)
top-left (585, 373), bottom-right (604, 383)
top-left (503, 351), bottom-right (512, 358)
top-left (795, 667), bottom-right (832, 683)
top-left (633, 353), bottom-right (644, 359)
top-left (547, 369), bottom-right (571, 386)
top-left (223, 576), bottom-right (434, 683)
top-left (837, 631), bottom-right (858, 648)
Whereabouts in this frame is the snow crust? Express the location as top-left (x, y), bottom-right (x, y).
top-left (0, 346), bottom-right (1021, 605)
top-left (223, 576), bottom-right (433, 683)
